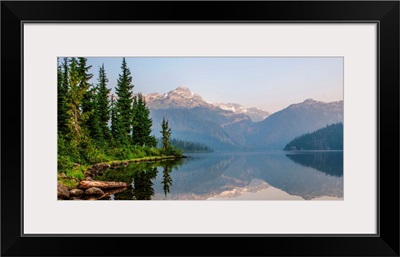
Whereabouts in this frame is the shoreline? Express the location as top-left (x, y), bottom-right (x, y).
top-left (57, 155), bottom-right (184, 200)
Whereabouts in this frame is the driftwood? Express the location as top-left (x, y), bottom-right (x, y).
top-left (78, 180), bottom-right (127, 189)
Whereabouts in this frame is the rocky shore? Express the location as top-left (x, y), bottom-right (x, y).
top-left (57, 156), bottom-right (181, 200)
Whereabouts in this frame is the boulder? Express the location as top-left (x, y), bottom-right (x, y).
top-left (110, 163), bottom-right (119, 169)
top-left (85, 177), bottom-right (93, 181)
top-left (85, 187), bottom-right (104, 195)
top-left (93, 164), bottom-right (103, 171)
top-left (69, 188), bottom-right (84, 197)
top-left (57, 182), bottom-right (70, 199)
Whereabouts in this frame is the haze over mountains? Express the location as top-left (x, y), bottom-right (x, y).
top-left (144, 86), bottom-right (343, 150)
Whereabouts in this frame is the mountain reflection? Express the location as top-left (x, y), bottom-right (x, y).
top-left (96, 152), bottom-right (343, 200)
top-left (285, 151), bottom-right (343, 177)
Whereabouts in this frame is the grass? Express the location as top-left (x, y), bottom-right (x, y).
top-left (65, 166), bottom-right (86, 180)
top-left (58, 177), bottom-right (79, 189)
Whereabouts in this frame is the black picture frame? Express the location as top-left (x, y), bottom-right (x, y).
top-left (1, 1), bottom-right (399, 256)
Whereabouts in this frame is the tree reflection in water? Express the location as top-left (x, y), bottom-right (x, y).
top-left (132, 167), bottom-right (158, 200)
top-left (95, 159), bottom-right (182, 200)
top-left (285, 151), bottom-right (343, 177)
top-left (162, 163), bottom-right (173, 196)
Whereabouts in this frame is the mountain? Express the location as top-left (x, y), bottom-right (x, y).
top-left (145, 86), bottom-right (212, 110)
top-left (145, 87), bottom-right (269, 122)
top-left (245, 99), bottom-right (343, 150)
top-left (144, 87), bottom-right (343, 150)
top-left (213, 103), bottom-right (269, 122)
top-left (145, 87), bottom-right (257, 150)
top-left (284, 122), bottom-right (343, 151)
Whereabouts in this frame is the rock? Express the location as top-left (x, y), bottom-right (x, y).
top-left (122, 162), bottom-right (129, 166)
top-left (85, 187), bottom-right (104, 195)
top-left (93, 164), bottom-right (103, 171)
top-left (111, 163), bottom-right (119, 169)
top-left (73, 163), bottom-right (80, 167)
top-left (59, 172), bottom-right (67, 178)
top-left (85, 177), bottom-right (93, 181)
top-left (102, 164), bottom-right (111, 170)
top-left (57, 182), bottom-right (70, 199)
top-left (69, 188), bottom-right (84, 196)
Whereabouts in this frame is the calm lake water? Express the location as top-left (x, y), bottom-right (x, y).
top-left (95, 151), bottom-right (343, 200)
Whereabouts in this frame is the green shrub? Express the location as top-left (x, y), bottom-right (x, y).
top-left (57, 155), bottom-right (74, 173)
top-left (65, 167), bottom-right (85, 180)
top-left (83, 144), bottom-right (110, 164)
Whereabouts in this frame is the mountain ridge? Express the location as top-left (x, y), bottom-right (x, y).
top-left (144, 86), bottom-right (269, 122)
top-left (142, 86), bottom-right (343, 150)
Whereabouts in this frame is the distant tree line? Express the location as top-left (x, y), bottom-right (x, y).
top-left (156, 138), bottom-right (214, 152)
top-left (57, 57), bottom-right (180, 175)
top-left (170, 139), bottom-right (214, 152)
top-left (284, 123), bottom-right (343, 151)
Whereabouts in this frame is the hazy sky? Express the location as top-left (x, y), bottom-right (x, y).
top-left (84, 57), bottom-right (343, 113)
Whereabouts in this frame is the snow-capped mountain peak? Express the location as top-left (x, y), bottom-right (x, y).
top-left (213, 103), bottom-right (269, 122)
top-left (144, 86), bottom-right (270, 122)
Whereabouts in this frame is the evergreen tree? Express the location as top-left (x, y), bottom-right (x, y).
top-left (66, 57), bottom-right (85, 140)
top-left (132, 93), bottom-right (157, 147)
top-left (160, 117), bottom-right (172, 153)
top-left (114, 58), bottom-right (134, 144)
top-left (77, 58), bottom-right (95, 137)
top-left (110, 94), bottom-right (117, 142)
top-left (58, 58), bottom-right (70, 136)
top-left (94, 64), bottom-right (111, 142)
top-left (78, 57), bottom-right (93, 112)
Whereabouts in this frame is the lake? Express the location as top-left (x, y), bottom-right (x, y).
top-left (94, 151), bottom-right (343, 200)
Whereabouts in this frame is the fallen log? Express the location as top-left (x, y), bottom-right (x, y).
top-left (78, 180), bottom-right (127, 189)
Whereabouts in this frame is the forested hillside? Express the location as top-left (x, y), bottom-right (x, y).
top-left (284, 123), bottom-right (343, 151)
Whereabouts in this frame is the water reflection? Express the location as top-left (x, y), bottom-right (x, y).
top-left (285, 151), bottom-right (343, 177)
top-left (161, 164), bottom-right (173, 196)
top-left (95, 159), bottom-right (182, 200)
top-left (96, 151), bottom-right (343, 200)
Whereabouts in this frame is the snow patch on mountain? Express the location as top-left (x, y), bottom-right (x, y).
top-left (144, 86), bottom-right (270, 122)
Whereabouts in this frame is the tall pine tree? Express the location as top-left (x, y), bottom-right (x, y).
top-left (66, 57), bottom-right (86, 142)
top-left (77, 57), bottom-right (95, 137)
top-left (114, 58), bottom-right (134, 145)
top-left (160, 117), bottom-right (172, 153)
top-left (94, 64), bottom-right (111, 143)
top-left (110, 94), bottom-right (117, 142)
top-left (132, 93), bottom-right (157, 147)
top-left (58, 57), bottom-right (70, 136)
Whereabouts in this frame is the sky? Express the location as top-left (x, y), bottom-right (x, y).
top-left (82, 57), bottom-right (343, 113)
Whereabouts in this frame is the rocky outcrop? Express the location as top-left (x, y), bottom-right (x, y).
top-left (57, 182), bottom-right (70, 199)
